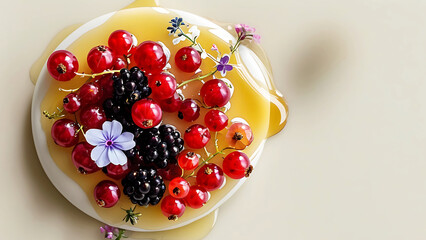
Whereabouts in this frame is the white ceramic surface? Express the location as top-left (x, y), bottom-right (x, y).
top-left (30, 7), bottom-right (269, 232)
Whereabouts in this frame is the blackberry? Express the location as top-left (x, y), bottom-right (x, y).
top-left (122, 168), bottom-right (166, 206)
top-left (103, 67), bottom-right (150, 132)
top-left (135, 124), bottom-right (184, 169)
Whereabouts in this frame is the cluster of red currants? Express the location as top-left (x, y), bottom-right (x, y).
top-left (46, 26), bottom-right (255, 221)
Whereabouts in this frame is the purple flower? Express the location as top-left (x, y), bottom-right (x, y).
top-left (235, 24), bottom-right (261, 43)
top-left (86, 120), bottom-right (135, 167)
top-left (216, 55), bottom-right (233, 77)
top-left (100, 225), bottom-right (119, 239)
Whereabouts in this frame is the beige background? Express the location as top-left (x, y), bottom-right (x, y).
top-left (1, 0), bottom-right (425, 239)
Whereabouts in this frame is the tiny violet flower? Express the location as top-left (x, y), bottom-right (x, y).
top-left (216, 55), bottom-right (233, 77)
top-left (100, 225), bottom-right (119, 239)
top-left (167, 17), bottom-right (185, 34)
top-left (85, 120), bottom-right (136, 167)
top-left (211, 44), bottom-right (219, 52)
top-left (235, 23), bottom-right (261, 43)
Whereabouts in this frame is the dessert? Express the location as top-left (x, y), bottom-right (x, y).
top-left (31, 0), bottom-right (288, 238)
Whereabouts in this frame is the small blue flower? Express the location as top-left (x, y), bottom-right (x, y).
top-left (216, 55), bottom-right (233, 77)
top-left (167, 17), bottom-right (185, 34)
top-left (85, 120), bottom-right (135, 167)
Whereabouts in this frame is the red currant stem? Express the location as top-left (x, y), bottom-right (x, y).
top-left (184, 147), bottom-right (235, 179)
top-left (42, 107), bottom-right (65, 119)
top-left (177, 70), bottom-right (217, 88)
top-left (124, 54), bottom-right (131, 68)
top-left (214, 132), bottom-right (219, 152)
top-left (203, 147), bottom-right (210, 157)
top-left (75, 69), bottom-right (120, 78)
top-left (178, 28), bottom-right (197, 45)
top-left (58, 87), bottom-right (80, 93)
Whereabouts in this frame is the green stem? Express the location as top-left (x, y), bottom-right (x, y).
top-left (178, 28), bottom-right (196, 45)
top-left (75, 69), bottom-right (120, 78)
top-left (115, 229), bottom-right (126, 240)
top-left (184, 147), bottom-right (235, 179)
top-left (177, 70), bottom-right (217, 88)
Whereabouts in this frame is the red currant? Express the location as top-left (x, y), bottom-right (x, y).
top-left (158, 92), bottom-right (182, 112)
top-left (196, 163), bottom-right (225, 191)
top-left (103, 161), bottom-right (131, 180)
top-left (80, 105), bottom-right (106, 129)
top-left (161, 195), bottom-right (186, 220)
top-left (97, 75), bottom-right (114, 100)
top-left (79, 82), bottom-right (102, 105)
top-left (204, 109), bottom-right (228, 131)
top-left (169, 177), bottom-right (190, 199)
top-left (184, 124), bottom-right (211, 149)
top-left (184, 186), bottom-right (209, 209)
top-left (200, 79), bottom-right (231, 107)
top-left (94, 180), bottom-right (120, 208)
top-left (223, 151), bottom-right (253, 179)
top-left (51, 119), bottom-right (79, 147)
top-left (177, 150), bottom-right (199, 171)
top-left (131, 99), bottom-right (162, 129)
top-left (178, 99), bottom-right (200, 122)
top-left (47, 50), bottom-right (79, 81)
top-left (108, 30), bottom-right (135, 55)
top-left (148, 73), bottom-right (177, 100)
top-left (157, 164), bottom-right (183, 181)
top-left (71, 142), bottom-right (100, 174)
top-left (225, 122), bottom-right (253, 150)
top-left (87, 45), bottom-right (114, 73)
top-left (133, 41), bottom-right (167, 74)
top-left (174, 47), bottom-right (202, 72)
top-left (63, 93), bottom-right (81, 113)
top-left (113, 57), bottom-right (126, 70)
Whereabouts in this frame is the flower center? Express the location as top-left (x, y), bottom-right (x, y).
top-left (105, 140), bottom-right (113, 146)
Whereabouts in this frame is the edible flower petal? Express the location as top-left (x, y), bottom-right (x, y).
top-left (216, 55), bottom-right (233, 77)
top-left (85, 120), bottom-right (135, 167)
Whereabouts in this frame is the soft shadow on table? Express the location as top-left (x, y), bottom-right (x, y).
top-left (22, 101), bottom-right (99, 239)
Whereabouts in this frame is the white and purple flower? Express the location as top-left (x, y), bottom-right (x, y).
top-left (216, 55), bottom-right (233, 77)
top-left (85, 120), bottom-right (135, 167)
top-left (100, 225), bottom-right (119, 239)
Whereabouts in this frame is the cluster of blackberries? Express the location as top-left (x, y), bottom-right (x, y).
top-left (103, 67), bottom-right (151, 132)
top-left (127, 124), bottom-right (184, 169)
top-left (122, 168), bottom-right (166, 206)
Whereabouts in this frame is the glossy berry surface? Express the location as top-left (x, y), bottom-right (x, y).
top-left (184, 124), bottom-right (211, 149)
top-left (148, 73), bottom-right (177, 100)
top-left (133, 41), bottom-right (167, 74)
top-left (157, 164), bottom-right (183, 181)
top-left (177, 150), bottom-right (199, 171)
top-left (158, 92), bottom-right (182, 113)
top-left (103, 161), bottom-right (131, 180)
top-left (108, 30), bottom-right (135, 55)
top-left (87, 45), bottom-right (114, 73)
top-left (184, 186), bottom-right (209, 209)
top-left (204, 109), bottom-right (228, 131)
top-left (161, 195), bottom-right (186, 220)
top-left (200, 79), bottom-right (231, 107)
top-left (79, 82), bottom-right (102, 105)
top-left (47, 50), bottom-right (79, 81)
top-left (97, 75), bottom-right (114, 100)
top-left (113, 57), bottom-right (126, 70)
top-left (223, 151), bottom-right (252, 179)
top-left (196, 163), bottom-right (225, 191)
top-left (71, 142), bottom-right (99, 174)
top-left (80, 105), bottom-right (106, 129)
top-left (131, 99), bottom-right (162, 129)
top-left (51, 119), bottom-right (79, 147)
top-left (178, 99), bottom-right (200, 122)
top-left (169, 177), bottom-right (190, 199)
top-left (174, 46), bottom-right (202, 72)
top-left (63, 93), bottom-right (81, 113)
top-left (94, 180), bottom-right (120, 208)
top-left (225, 122), bottom-right (254, 150)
